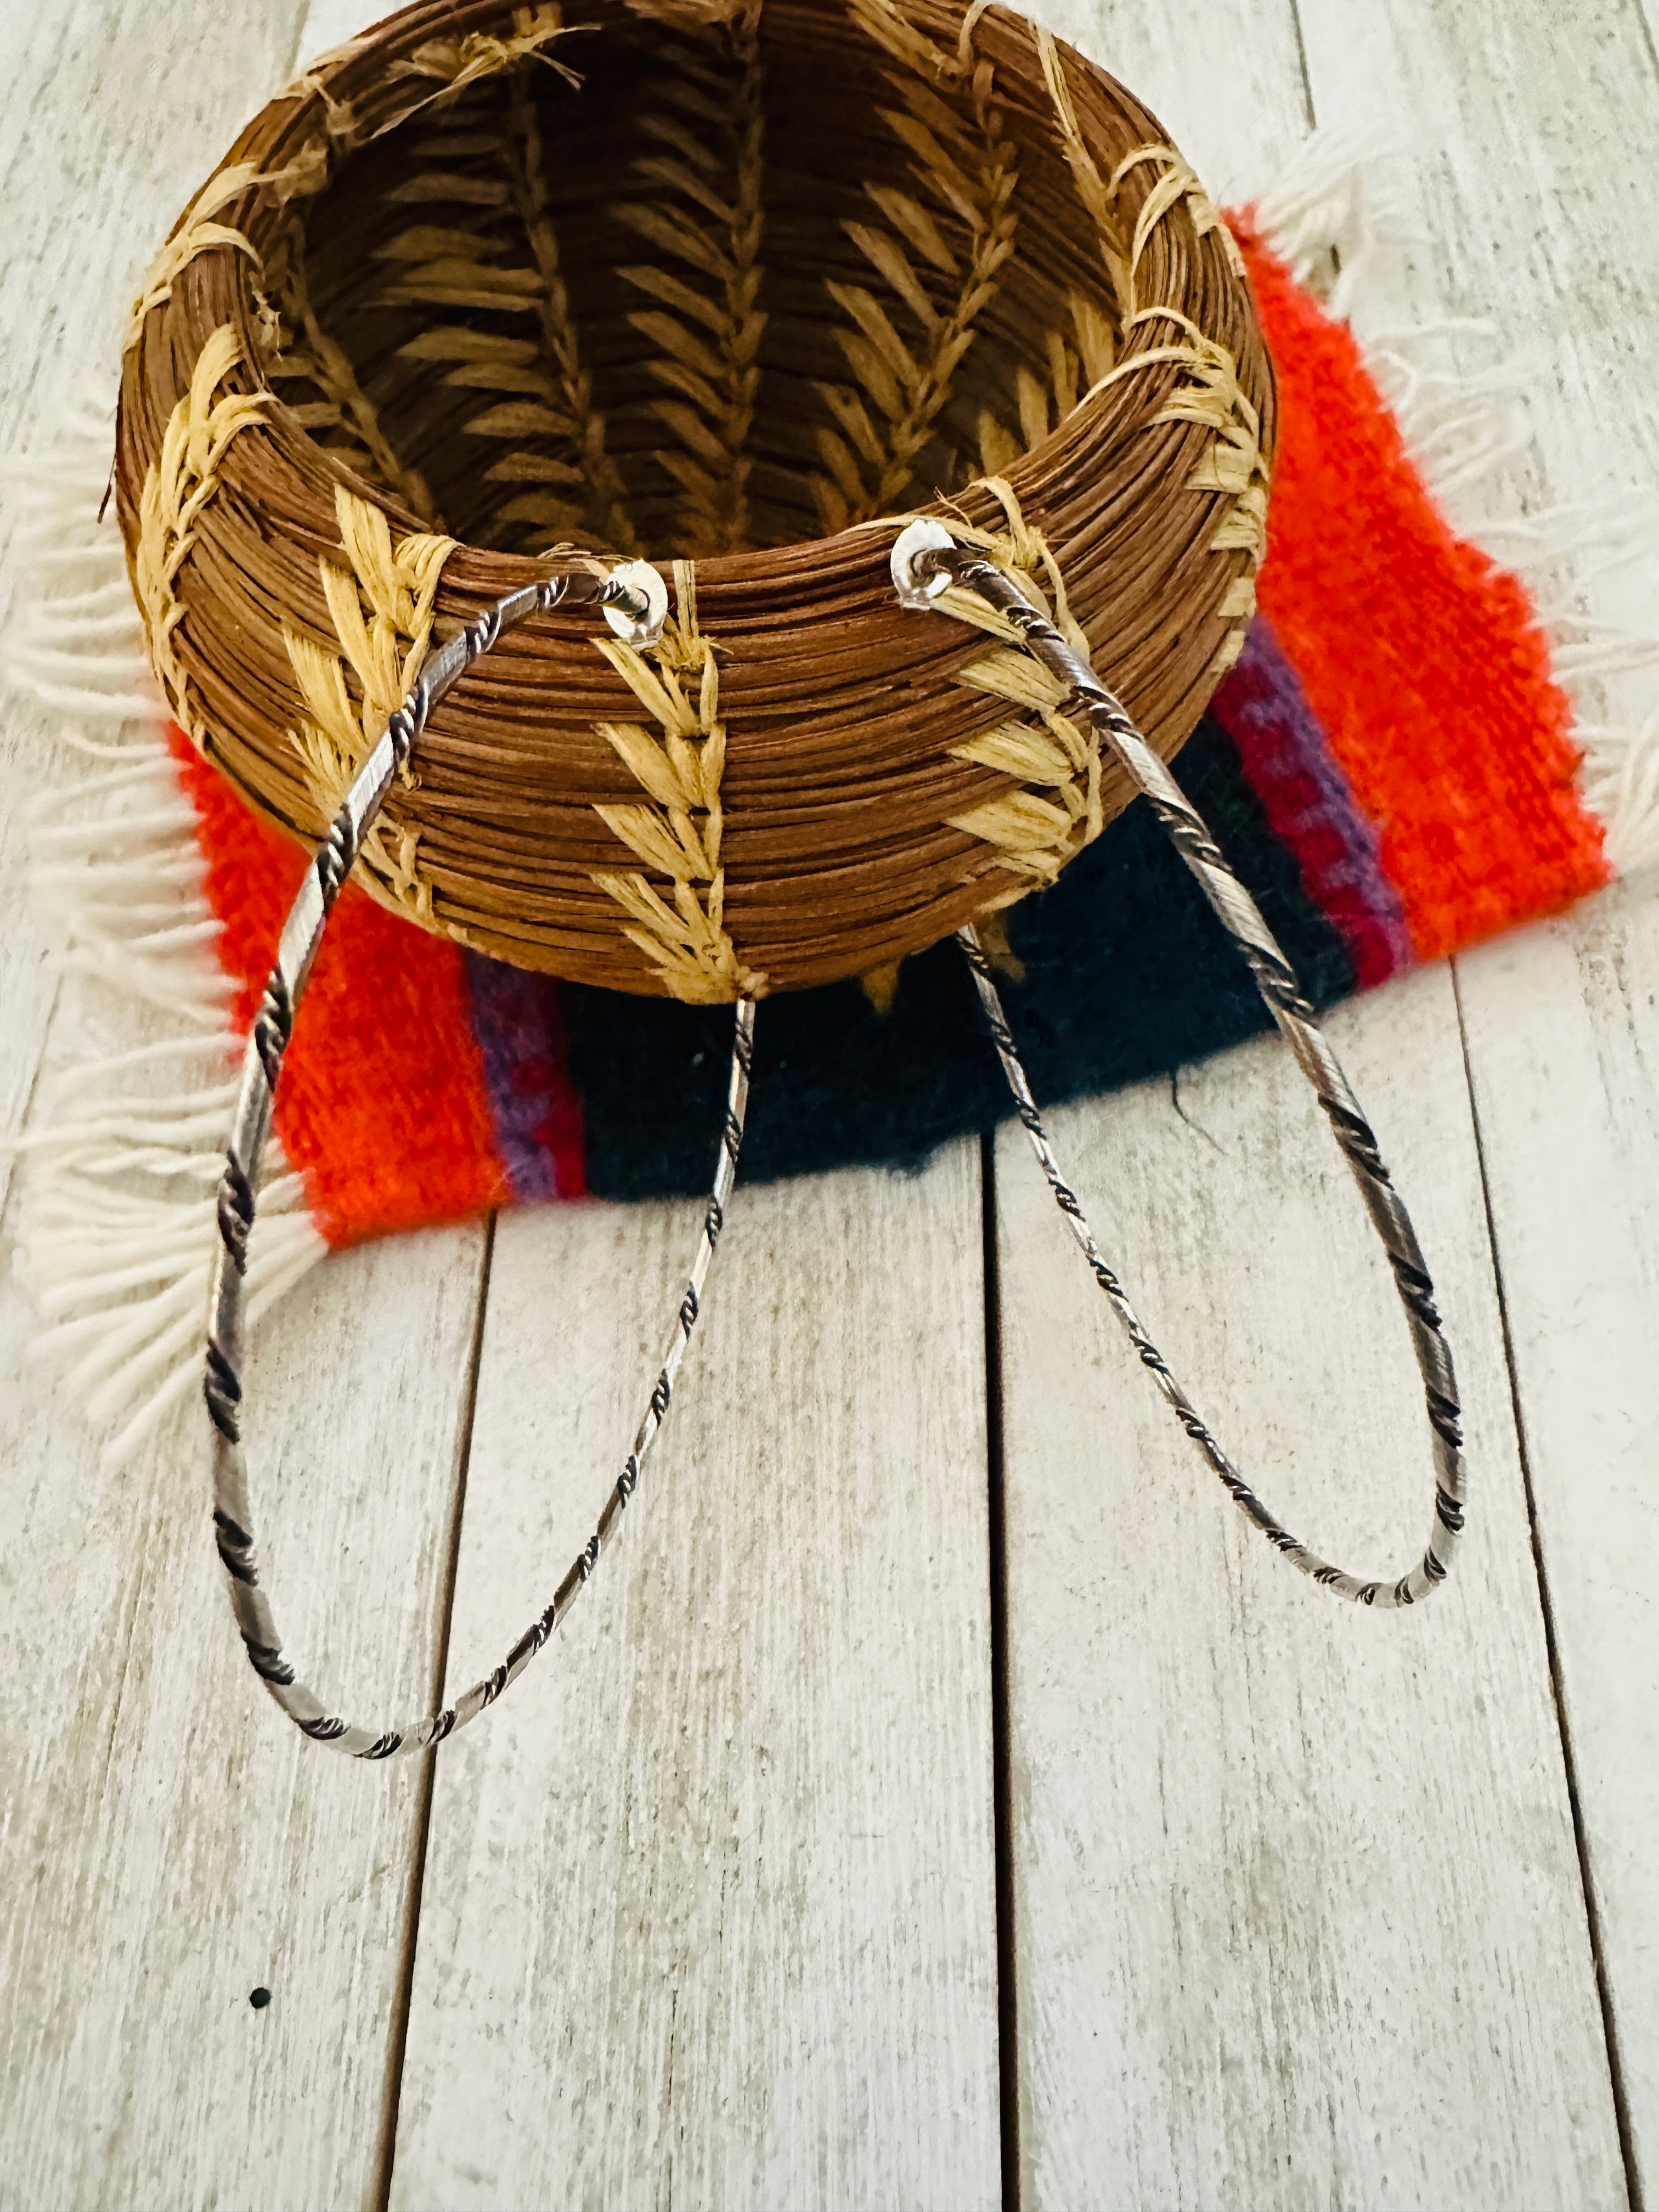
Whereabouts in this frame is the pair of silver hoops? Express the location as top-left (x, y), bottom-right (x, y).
top-left (205, 521), bottom-right (1467, 1759)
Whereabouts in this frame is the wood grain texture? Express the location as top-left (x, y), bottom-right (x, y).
top-left (0, 1158), bottom-right (489, 2210)
top-left (1030, 0), bottom-right (1311, 205)
top-left (0, 13), bottom-right (494, 2209)
top-left (994, 964), bottom-right (1626, 2209)
top-left (2, 3), bottom-right (1654, 2209)
top-left (1459, 892), bottom-right (1659, 2204)
top-left (1293, 0), bottom-right (1659, 2193)
top-left (0, 0), bottom-right (317, 1215)
top-left (1292, 0), bottom-right (1659, 733)
top-left (389, 1148), bottom-right (1000, 2212)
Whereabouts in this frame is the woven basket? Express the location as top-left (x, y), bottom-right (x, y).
top-left (115, 0), bottom-right (1274, 999)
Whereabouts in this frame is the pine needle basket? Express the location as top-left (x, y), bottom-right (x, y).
top-left (115, 0), bottom-right (1274, 1001)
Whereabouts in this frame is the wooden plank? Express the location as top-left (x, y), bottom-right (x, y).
top-left (0, 1198), bottom-right (488, 2211)
top-left (1457, 893), bottom-right (1659, 2204)
top-left (298, 0), bottom-right (377, 53)
top-left (0, 7), bottom-right (497, 2209)
top-left (1289, 0), bottom-right (1659, 733)
top-left (1033, 0), bottom-right (1311, 202)
top-left (1290, 0), bottom-right (1659, 2194)
top-left (0, 0), bottom-right (305, 1216)
top-left (390, 1147), bottom-right (1001, 2211)
top-left (996, 1), bottom-right (1648, 2200)
top-left (994, 964), bottom-right (1627, 2208)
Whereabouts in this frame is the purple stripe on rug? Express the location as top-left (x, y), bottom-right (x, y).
top-left (462, 951), bottom-right (588, 1203)
top-left (1212, 618), bottom-right (1415, 988)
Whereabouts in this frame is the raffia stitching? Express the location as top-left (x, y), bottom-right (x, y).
top-left (371, 76), bottom-right (633, 553)
top-left (263, 217), bottom-right (441, 523)
top-left (1034, 17), bottom-right (1259, 664)
top-left (375, 89), bottom-right (543, 356)
top-left (812, 0), bottom-right (1018, 529)
top-left (1032, 26), bottom-right (1131, 319)
top-left (1037, 34), bottom-right (1242, 324)
top-left (398, 321), bottom-right (580, 541)
top-left (389, 4), bottom-right (577, 100)
top-left (618, 0), bottom-right (766, 556)
top-left (273, 10), bottom-right (568, 167)
top-left (278, 38), bottom-right (369, 149)
top-left (133, 326), bottom-right (270, 745)
top-left (373, 4), bottom-right (582, 140)
top-left (1090, 307), bottom-right (1268, 674)
top-left (1044, 20), bottom-right (1267, 679)
top-left (125, 149), bottom-right (329, 351)
top-left (1110, 143), bottom-right (1246, 317)
top-left (973, 292), bottom-right (1115, 476)
top-left (283, 486), bottom-right (458, 919)
top-left (926, 477), bottom-right (1103, 892)
top-left (375, 199), bottom-right (546, 317)
top-left (114, 0), bottom-right (1283, 997)
top-left (501, 63), bottom-right (638, 550)
top-left (592, 560), bottom-right (765, 1000)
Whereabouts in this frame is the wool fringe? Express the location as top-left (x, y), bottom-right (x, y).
top-left (1249, 126), bottom-right (1659, 876)
top-left (2, 391), bottom-right (326, 1463)
top-left (1250, 130), bottom-right (1547, 493)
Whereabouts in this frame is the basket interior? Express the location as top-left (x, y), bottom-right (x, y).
top-left (270, 3), bottom-right (1127, 560)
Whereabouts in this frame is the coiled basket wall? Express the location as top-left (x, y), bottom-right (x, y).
top-left (116, 0), bottom-right (1274, 999)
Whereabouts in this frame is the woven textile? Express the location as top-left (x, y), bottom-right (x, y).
top-left (165, 219), bottom-right (1607, 1233)
top-left (18, 167), bottom-right (1643, 1471)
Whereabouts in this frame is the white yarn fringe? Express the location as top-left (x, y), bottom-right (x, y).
top-left (2, 392), bottom-right (326, 1463)
top-left (1249, 127), bottom-right (1659, 877)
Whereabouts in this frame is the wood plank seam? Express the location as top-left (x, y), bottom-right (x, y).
top-left (1291, 27), bottom-right (1637, 2177)
top-left (1288, 5), bottom-right (1655, 2185)
top-left (374, 1214), bottom-right (499, 2212)
top-left (993, 2), bottom-right (1634, 2198)
top-left (1451, 959), bottom-right (1645, 2212)
top-left (0, 11), bottom-right (531, 2209)
top-left (981, 1127), bottom-right (1022, 2212)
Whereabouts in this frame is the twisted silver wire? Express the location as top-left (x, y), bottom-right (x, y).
top-left (205, 527), bottom-right (1466, 1772)
top-left (206, 567), bottom-right (756, 1757)
top-left (909, 539), bottom-right (1466, 1606)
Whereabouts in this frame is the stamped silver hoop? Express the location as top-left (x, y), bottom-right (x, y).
top-left (206, 564), bottom-right (753, 1758)
top-left (205, 534), bottom-right (1466, 1765)
top-left (898, 534), bottom-right (1466, 1608)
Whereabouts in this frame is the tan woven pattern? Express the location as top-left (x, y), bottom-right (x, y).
top-left (132, 325), bottom-right (271, 745)
top-left (116, 0), bottom-right (1274, 998)
top-left (593, 557), bottom-right (764, 998)
top-left (285, 485), bottom-right (458, 921)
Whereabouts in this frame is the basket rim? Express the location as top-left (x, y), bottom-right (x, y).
top-left (127, 0), bottom-right (1230, 583)
top-left (112, 0), bottom-right (1276, 1000)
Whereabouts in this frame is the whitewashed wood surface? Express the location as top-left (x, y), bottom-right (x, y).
top-left (0, 2), bottom-right (1654, 2209)
top-left (390, 1155), bottom-right (998, 2212)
